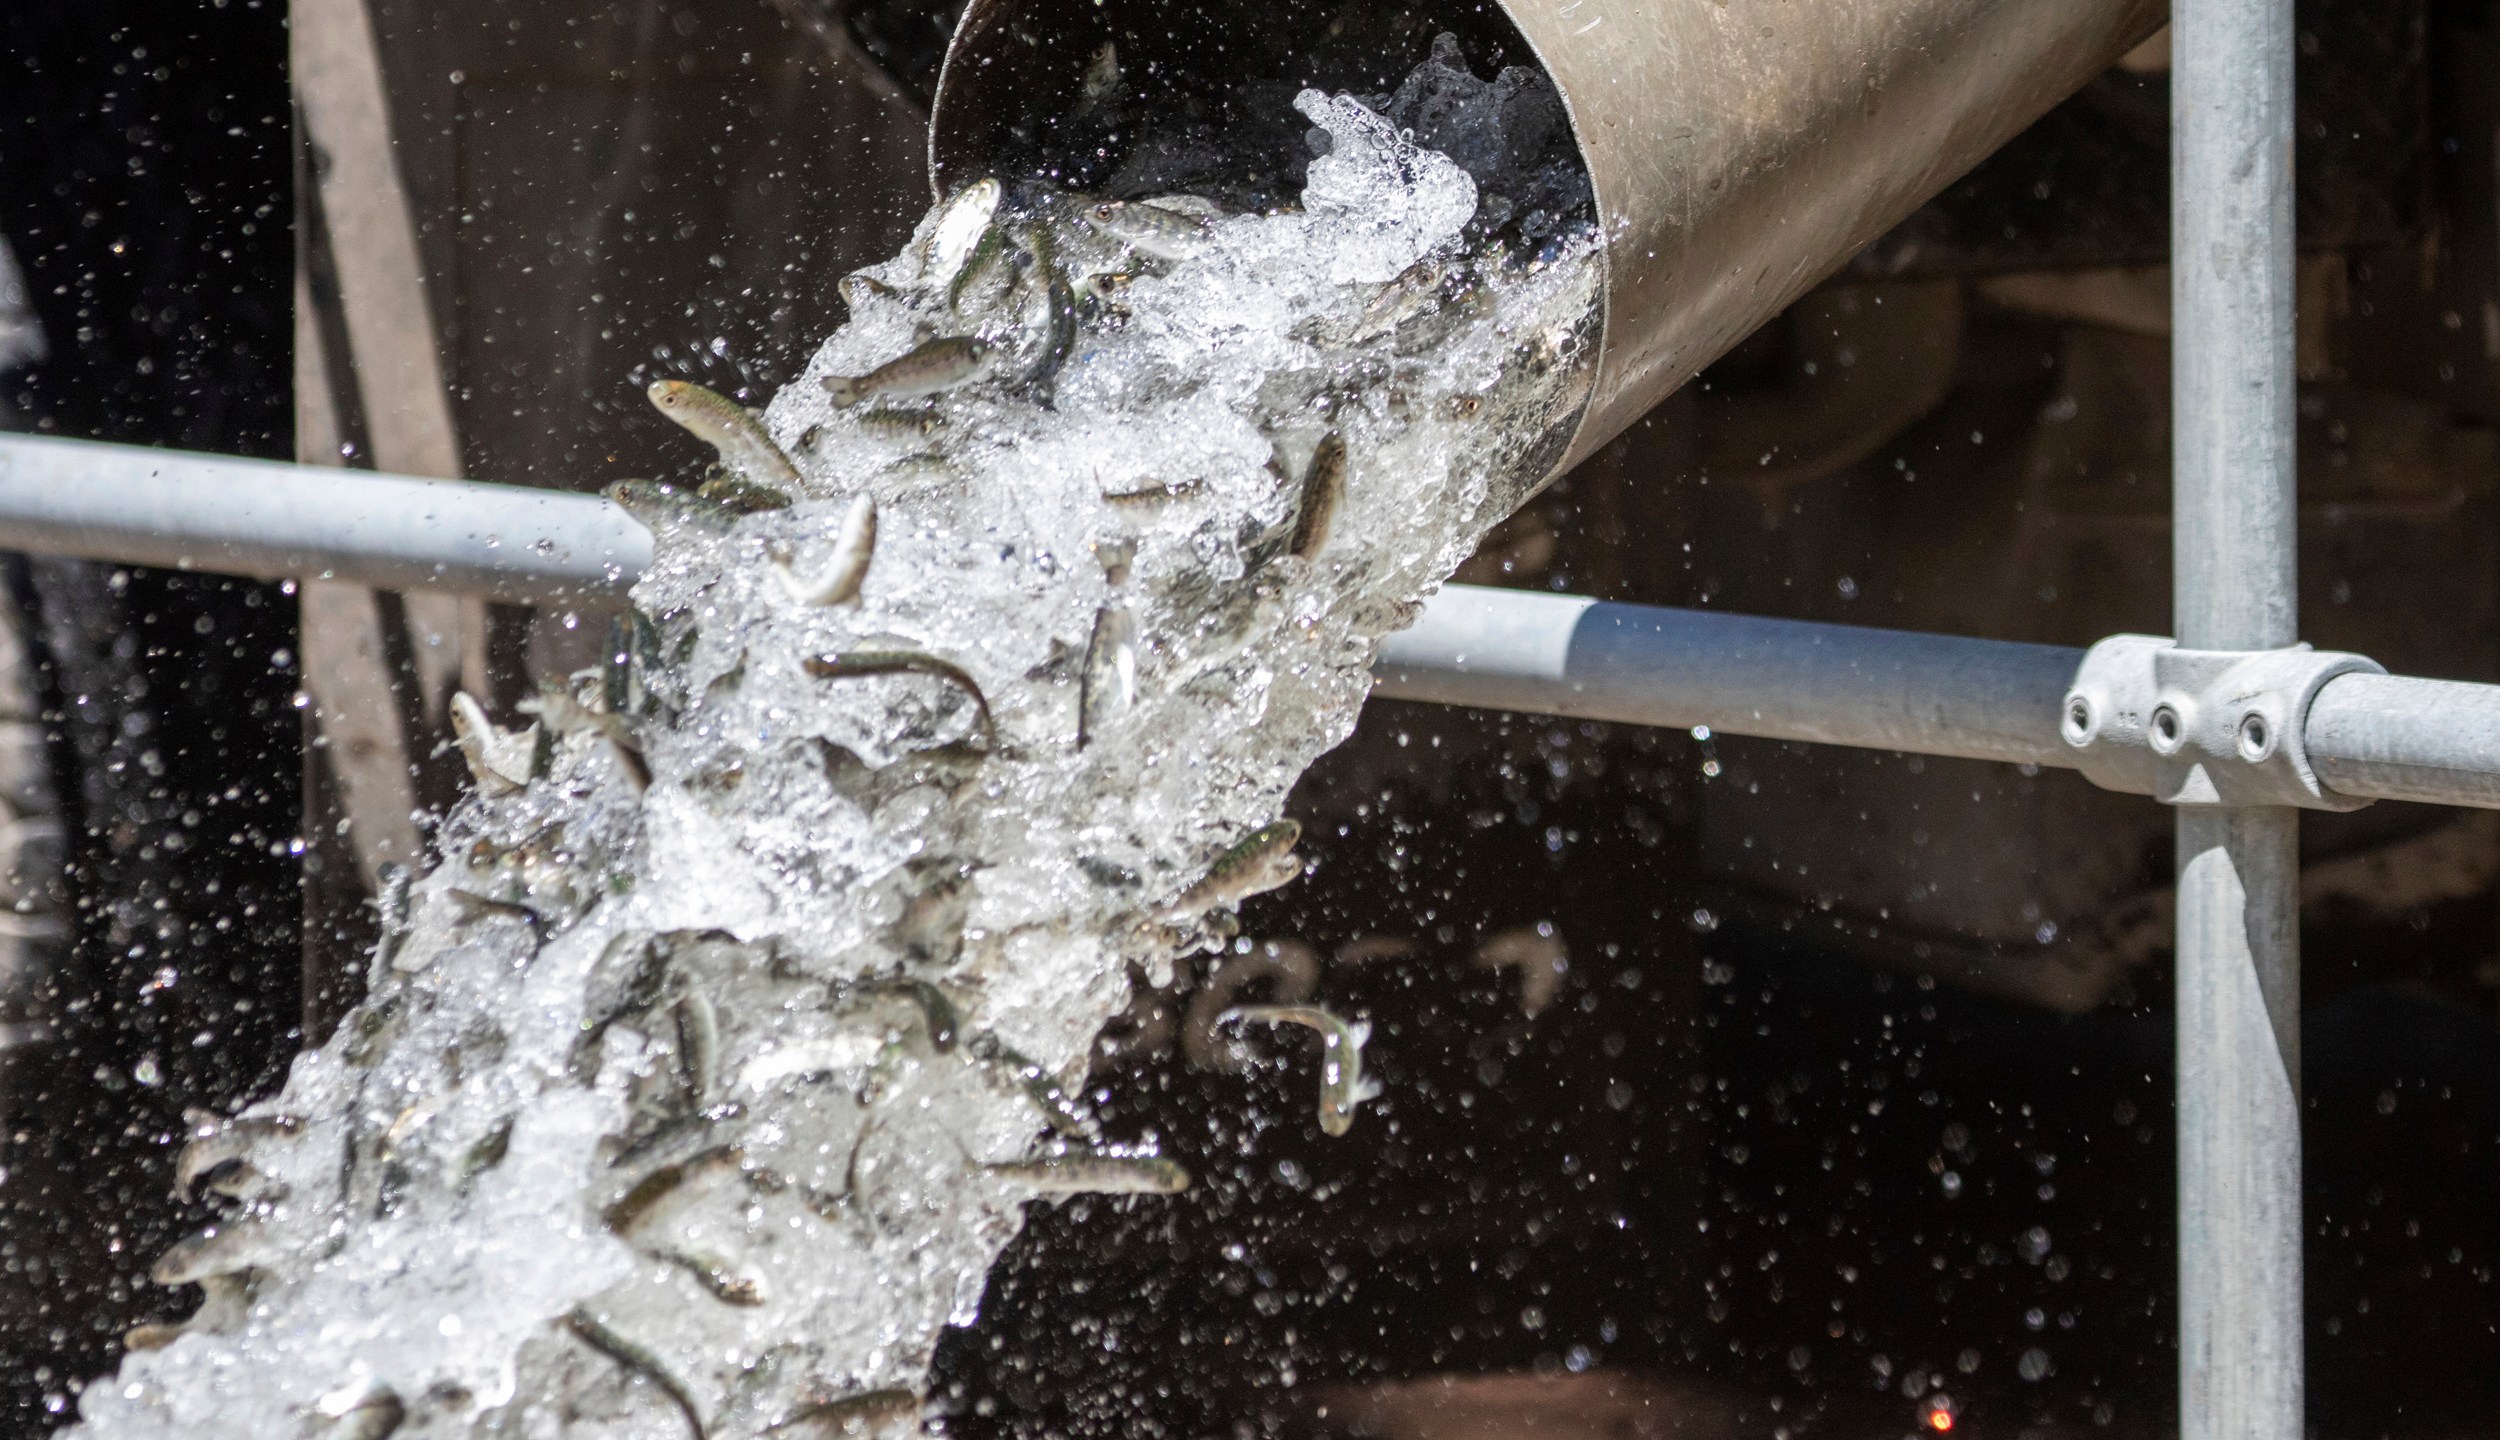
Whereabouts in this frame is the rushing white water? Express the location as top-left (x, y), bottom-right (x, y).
top-left (71, 84), bottom-right (1600, 1440)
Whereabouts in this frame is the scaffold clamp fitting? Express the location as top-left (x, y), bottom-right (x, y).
top-left (2060, 634), bottom-right (2383, 810)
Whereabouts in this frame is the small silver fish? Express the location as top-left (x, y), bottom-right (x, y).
top-left (856, 404), bottom-right (945, 435)
top-left (738, 1034), bottom-right (889, 1095)
top-left (378, 1101), bottom-right (434, 1158)
top-left (805, 650), bottom-right (995, 749)
top-left (1076, 40), bottom-right (1120, 112)
top-left (1288, 430), bottom-right (1346, 560)
top-left (695, 471), bottom-right (795, 514)
top-left (449, 691), bottom-right (542, 795)
top-left (924, 177), bottom-right (1003, 290)
top-left (462, 1118), bottom-right (516, 1183)
top-left (658, 1246), bottom-right (767, 1307)
top-left (822, 337), bottom-right (995, 408)
top-left (1354, 257), bottom-right (1449, 340)
top-left (776, 493), bottom-right (877, 607)
top-left (1015, 226), bottom-right (1079, 391)
top-left (861, 975), bottom-right (960, 1051)
top-left (674, 991), bottom-right (720, 1102)
top-left (604, 1143), bottom-right (744, 1236)
top-left (985, 1149), bottom-right (1190, 1195)
top-left (1078, 605), bottom-right (1136, 749)
top-left (647, 379), bottom-right (804, 491)
top-left (1159, 820), bottom-right (1304, 921)
top-left (1102, 476), bottom-right (1201, 505)
top-left (173, 1110), bottom-right (303, 1200)
top-left (1088, 200), bottom-right (1212, 261)
top-left (839, 272), bottom-right (900, 311)
top-left (151, 1222), bottom-right (267, 1286)
top-left (769, 1388), bottom-right (921, 1438)
top-left (1219, 1003), bottom-right (1384, 1136)
top-left (565, 1308), bottom-right (707, 1439)
top-left (946, 223), bottom-right (1014, 313)
top-left (604, 479), bottom-right (734, 534)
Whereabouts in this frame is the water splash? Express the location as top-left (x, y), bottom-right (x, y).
top-left (73, 86), bottom-right (1599, 1440)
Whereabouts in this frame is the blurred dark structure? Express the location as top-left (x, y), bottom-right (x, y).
top-left (0, 0), bottom-right (2496, 1436)
top-left (0, 1), bottom-right (301, 1429)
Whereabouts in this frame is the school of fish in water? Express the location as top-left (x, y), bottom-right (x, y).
top-left (68, 73), bottom-right (1601, 1440)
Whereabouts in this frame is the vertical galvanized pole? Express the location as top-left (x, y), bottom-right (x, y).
top-left (2172, 0), bottom-right (2304, 1435)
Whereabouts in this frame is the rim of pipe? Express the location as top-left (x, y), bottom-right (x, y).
top-left (924, 0), bottom-right (2166, 485)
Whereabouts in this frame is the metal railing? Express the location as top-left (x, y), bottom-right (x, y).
top-left (0, 5), bottom-right (2426, 1423)
top-left (6, 432), bottom-right (2497, 815)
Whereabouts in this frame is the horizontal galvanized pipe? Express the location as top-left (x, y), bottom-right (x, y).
top-left (1371, 605), bottom-right (2500, 810)
top-left (0, 434), bottom-right (649, 604)
top-left (1368, 584), bottom-right (2085, 769)
top-left (2305, 672), bottom-right (2500, 809)
top-left (8, 436), bottom-right (2500, 809)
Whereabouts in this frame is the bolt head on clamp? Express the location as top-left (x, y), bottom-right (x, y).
top-left (2061, 634), bottom-right (2383, 810)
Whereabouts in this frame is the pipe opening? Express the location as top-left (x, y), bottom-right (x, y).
top-left (929, 0), bottom-right (1593, 251)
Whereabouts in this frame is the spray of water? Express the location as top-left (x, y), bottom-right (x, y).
top-left (70, 79), bottom-right (1600, 1440)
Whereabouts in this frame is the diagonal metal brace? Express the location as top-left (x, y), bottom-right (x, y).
top-left (2061, 634), bottom-right (2384, 810)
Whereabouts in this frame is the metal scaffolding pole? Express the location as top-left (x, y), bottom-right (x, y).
top-left (14, 432), bottom-right (2500, 809)
top-left (2172, 0), bottom-right (2304, 1436)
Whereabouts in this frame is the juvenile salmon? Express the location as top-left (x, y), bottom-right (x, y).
top-left (1159, 820), bottom-right (1303, 920)
top-left (647, 379), bottom-right (804, 490)
top-left (1087, 200), bottom-right (1212, 261)
top-left (1219, 1002), bottom-right (1383, 1136)
top-left (984, 1149), bottom-right (1190, 1194)
top-left (1288, 430), bottom-right (1346, 560)
top-left (822, 337), bottom-right (995, 408)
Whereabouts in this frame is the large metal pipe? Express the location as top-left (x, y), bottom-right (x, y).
top-left (2169, 0), bottom-right (2305, 1432)
top-left (928, 0), bottom-right (2166, 479)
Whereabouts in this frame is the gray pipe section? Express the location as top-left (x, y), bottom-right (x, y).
top-left (0, 434), bottom-right (649, 604)
top-left (928, 0), bottom-right (2164, 484)
top-left (1371, 585), bottom-right (2083, 769)
top-left (2306, 673), bottom-right (2500, 809)
top-left (2169, 0), bottom-right (2306, 1432)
